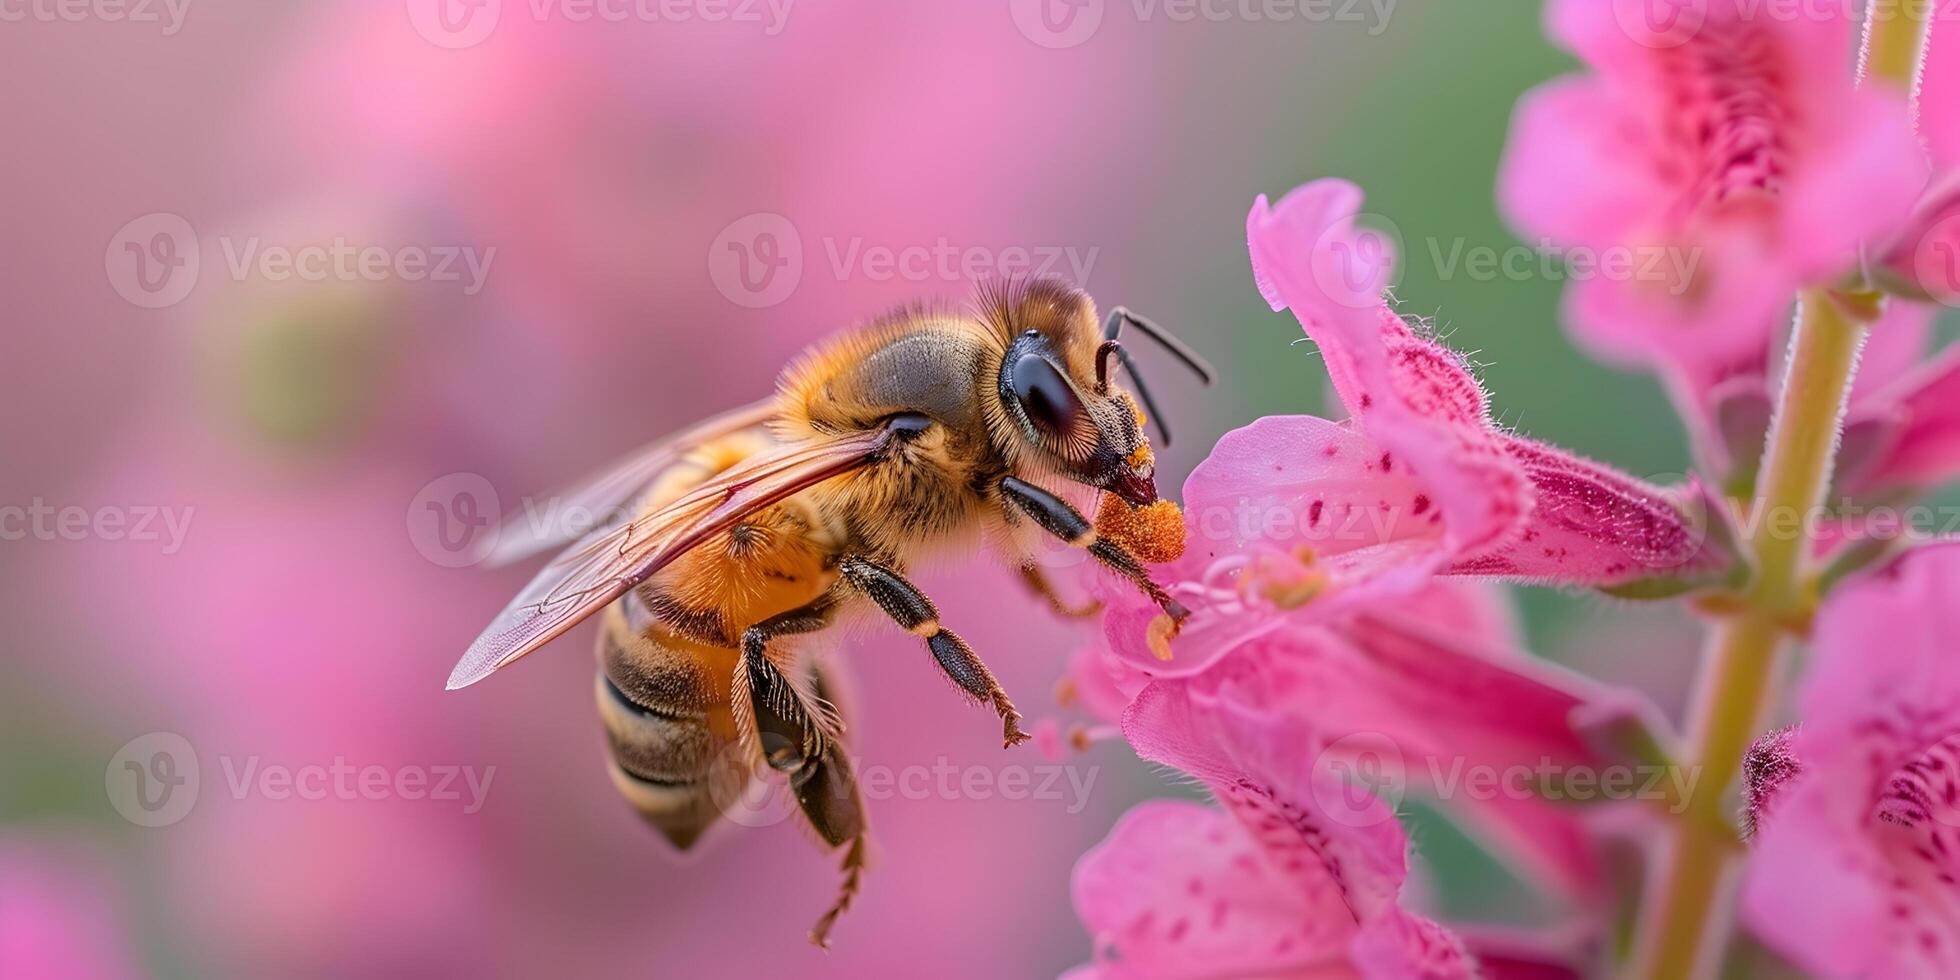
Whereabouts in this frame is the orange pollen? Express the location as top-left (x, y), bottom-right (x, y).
top-left (1145, 613), bottom-right (1181, 661)
top-left (1247, 545), bottom-right (1329, 609)
top-left (1054, 677), bottom-right (1079, 708)
top-left (1095, 496), bottom-right (1187, 564)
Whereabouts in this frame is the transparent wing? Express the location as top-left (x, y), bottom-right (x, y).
top-left (448, 421), bottom-right (909, 691)
top-left (479, 399), bottom-right (779, 568)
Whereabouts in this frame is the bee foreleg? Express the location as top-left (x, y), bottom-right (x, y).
top-left (998, 476), bottom-right (1190, 625)
top-left (836, 556), bottom-right (1031, 748)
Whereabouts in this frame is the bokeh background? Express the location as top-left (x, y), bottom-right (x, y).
top-left (6, 2), bottom-right (1955, 977)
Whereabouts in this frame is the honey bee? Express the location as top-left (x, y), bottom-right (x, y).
top-left (448, 279), bottom-right (1212, 946)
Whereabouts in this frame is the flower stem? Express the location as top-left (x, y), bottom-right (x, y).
top-left (1860, 0), bottom-right (1936, 93)
top-left (1632, 4), bottom-right (1935, 970)
top-left (1633, 291), bottom-right (1870, 979)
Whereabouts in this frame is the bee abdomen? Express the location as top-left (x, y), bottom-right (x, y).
top-left (596, 606), bottom-right (741, 849)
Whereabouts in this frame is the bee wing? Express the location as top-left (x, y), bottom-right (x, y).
top-left (448, 420), bottom-right (911, 691)
top-left (478, 398), bottom-right (780, 568)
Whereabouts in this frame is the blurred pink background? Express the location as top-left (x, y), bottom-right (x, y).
top-left (0, 2), bottom-right (1707, 977)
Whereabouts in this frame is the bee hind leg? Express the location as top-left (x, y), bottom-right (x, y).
top-left (808, 833), bottom-right (867, 949)
top-left (736, 597), bottom-right (843, 775)
top-left (837, 556), bottom-right (1031, 748)
top-left (734, 602), bottom-right (872, 948)
top-left (800, 662), bottom-right (868, 948)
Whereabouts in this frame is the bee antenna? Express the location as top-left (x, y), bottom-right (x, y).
top-left (1098, 339), bottom-right (1174, 447)
top-left (1102, 307), bottom-right (1217, 387)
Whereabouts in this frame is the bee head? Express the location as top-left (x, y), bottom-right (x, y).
top-left (981, 279), bottom-right (1212, 506)
top-left (997, 327), bottom-right (1159, 506)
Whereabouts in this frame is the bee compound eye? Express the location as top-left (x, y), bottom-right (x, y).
top-left (1010, 354), bottom-right (1085, 438)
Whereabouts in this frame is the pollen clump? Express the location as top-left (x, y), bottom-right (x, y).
top-left (1095, 495), bottom-right (1187, 564)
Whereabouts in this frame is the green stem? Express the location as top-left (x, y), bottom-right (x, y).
top-left (1634, 292), bottom-right (1869, 979)
top-left (1631, 5), bottom-right (1935, 972)
top-left (1861, 0), bottom-right (1936, 93)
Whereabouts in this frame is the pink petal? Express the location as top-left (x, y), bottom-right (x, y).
top-left (1557, 231), bottom-right (1791, 373)
top-left (1131, 604), bottom-right (1634, 901)
top-left (1922, 14), bottom-right (1960, 168)
top-left (1450, 438), bottom-right (1738, 590)
top-left (1124, 675), bottom-right (1416, 915)
top-left (1850, 298), bottom-right (1937, 406)
top-left (1337, 609), bottom-right (1624, 899)
top-left (1780, 86), bottom-right (1929, 274)
top-left (1498, 77), bottom-right (1666, 254)
top-left (1063, 643), bottom-right (1151, 727)
top-left (1248, 183), bottom-right (1530, 561)
top-left (1880, 171), bottom-right (1960, 306)
top-left (1511, 0), bottom-right (1925, 375)
top-left (1122, 676), bottom-right (1484, 978)
top-left (1848, 343), bottom-right (1960, 495)
top-left (1103, 415), bottom-right (1450, 678)
top-left (1070, 800), bottom-right (1352, 978)
top-left (1349, 909), bottom-right (1479, 980)
top-left (1797, 543), bottom-right (1960, 746)
top-left (1744, 543), bottom-right (1960, 976)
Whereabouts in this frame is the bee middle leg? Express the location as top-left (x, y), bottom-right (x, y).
top-left (836, 556), bottom-right (1032, 748)
top-left (1016, 562), bottom-right (1103, 619)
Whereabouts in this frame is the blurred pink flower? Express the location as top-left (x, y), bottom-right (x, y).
top-left (1742, 541), bottom-right (1960, 977)
top-left (0, 840), bottom-right (140, 980)
top-left (1101, 179), bottom-right (1732, 678)
top-left (1924, 14), bottom-right (1960, 168)
top-left (1499, 0), bottom-right (1926, 375)
top-left (1878, 17), bottom-right (1960, 305)
top-left (1684, 298), bottom-right (1960, 499)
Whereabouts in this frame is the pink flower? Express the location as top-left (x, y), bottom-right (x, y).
top-left (1499, 0), bottom-right (1926, 376)
top-left (1110, 575), bottom-right (1654, 903)
top-left (1102, 179), bottom-right (1735, 677)
top-left (1068, 675), bottom-right (1478, 979)
top-left (1682, 299), bottom-right (1960, 500)
top-left (1068, 604), bottom-right (1615, 979)
top-left (1922, 13), bottom-right (1960, 170)
top-left (1742, 541), bottom-right (1960, 977)
top-left (1879, 15), bottom-right (1960, 305)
